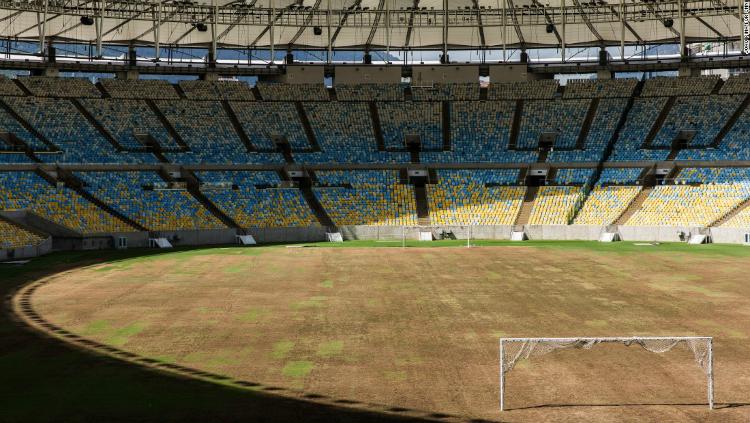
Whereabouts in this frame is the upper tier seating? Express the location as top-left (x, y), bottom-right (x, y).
top-left (427, 169), bottom-right (525, 225)
top-left (488, 80), bottom-right (558, 100)
top-left (196, 171), bottom-right (318, 227)
top-left (314, 170), bottom-right (417, 226)
top-left (256, 82), bottom-right (329, 101)
top-left (641, 76), bottom-right (720, 97)
top-left (597, 167), bottom-right (644, 185)
top-left (528, 185), bottom-right (583, 225)
top-left (0, 219), bottom-right (44, 249)
top-left (335, 83), bottom-right (405, 101)
top-left (76, 171), bottom-right (223, 231)
top-left (719, 74), bottom-right (750, 94)
top-left (553, 168), bottom-right (595, 185)
top-left (4, 97), bottom-right (153, 164)
top-left (423, 101), bottom-right (536, 164)
top-left (0, 106), bottom-right (50, 151)
top-left (100, 79), bottom-right (179, 99)
top-left (0, 153), bottom-right (32, 164)
top-left (80, 99), bottom-right (181, 151)
top-left (179, 80), bottom-right (256, 101)
top-left (563, 79), bottom-right (638, 99)
top-left (155, 100), bottom-right (282, 164)
top-left (0, 171), bottom-right (133, 233)
top-left (300, 102), bottom-right (407, 163)
top-left (674, 167), bottom-right (750, 184)
top-left (651, 95), bottom-right (744, 148)
top-left (677, 102), bottom-right (750, 161)
top-left (627, 183), bottom-right (750, 227)
top-left (230, 101), bottom-right (310, 150)
top-left (18, 77), bottom-right (101, 98)
top-left (547, 98), bottom-right (628, 163)
top-left (0, 76), bottom-right (26, 96)
top-left (411, 83), bottom-right (480, 101)
top-left (377, 102), bottom-right (442, 150)
top-left (517, 99), bottom-right (589, 149)
top-left (610, 97), bottom-right (670, 161)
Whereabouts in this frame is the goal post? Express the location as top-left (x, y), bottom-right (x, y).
top-left (499, 336), bottom-right (713, 411)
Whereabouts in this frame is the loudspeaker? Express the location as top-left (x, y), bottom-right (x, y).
top-left (599, 49), bottom-right (608, 66)
top-left (128, 49), bottom-right (137, 66)
top-left (313, 26), bottom-right (323, 36)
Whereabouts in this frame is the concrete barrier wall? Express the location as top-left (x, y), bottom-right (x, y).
top-left (526, 225), bottom-right (604, 241)
top-left (244, 226), bottom-right (327, 244)
top-left (339, 225), bottom-right (515, 240)
top-left (709, 227), bottom-right (750, 244)
top-left (0, 237), bottom-right (52, 261)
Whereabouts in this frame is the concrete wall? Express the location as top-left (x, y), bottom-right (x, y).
top-left (243, 226), bottom-right (327, 244)
top-left (0, 237), bottom-right (52, 261)
top-left (526, 225), bottom-right (604, 241)
top-left (412, 65), bottom-right (479, 84)
top-left (339, 225), bottom-right (514, 240)
top-left (489, 65), bottom-right (543, 82)
top-left (710, 227), bottom-right (750, 244)
top-left (335, 66), bottom-right (401, 84)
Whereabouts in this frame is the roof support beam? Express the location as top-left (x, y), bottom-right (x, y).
top-left (608, 4), bottom-right (644, 45)
top-left (364, 0), bottom-right (384, 49)
top-left (331, 0), bottom-right (362, 48)
top-left (442, 0), bottom-right (447, 62)
top-left (471, 0), bottom-right (486, 54)
top-left (506, 0), bottom-right (525, 49)
top-left (327, 0), bottom-right (332, 63)
top-left (404, 0), bottom-right (419, 49)
top-left (288, 0), bottom-right (321, 47)
top-left (572, 0), bottom-right (603, 44)
top-left (38, 0), bottom-right (48, 57)
top-left (694, 16), bottom-right (724, 39)
top-left (531, 0), bottom-right (561, 46)
top-left (561, 0), bottom-right (566, 62)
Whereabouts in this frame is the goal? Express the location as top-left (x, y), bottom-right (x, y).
top-left (375, 225), bottom-right (476, 247)
top-left (499, 336), bottom-right (713, 411)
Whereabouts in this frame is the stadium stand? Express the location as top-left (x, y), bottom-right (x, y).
top-left (517, 99), bottom-right (589, 149)
top-left (18, 76), bottom-right (101, 98)
top-left (99, 79), bottom-right (180, 99)
top-left (0, 171), bottom-right (133, 233)
top-left (411, 83), bottom-right (480, 101)
top-left (0, 106), bottom-right (50, 150)
top-left (640, 76), bottom-right (720, 97)
top-left (76, 171), bottom-right (224, 231)
top-left (528, 186), bottom-right (583, 225)
top-left (79, 99), bottom-right (182, 151)
top-left (563, 79), bottom-right (638, 98)
top-left (609, 97), bottom-right (670, 161)
top-left (719, 74), bottom-right (750, 94)
top-left (195, 171), bottom-right (319, 227)
top-left (547, 98), bottom-right (628, 163)
top-left (377, 102), bottom-right (442, 150)
top-left (427, 169), bottom-right (525, 225)
top-left (553, 168), bottom-right (595, 185)
top-left (0, 219), bottom-right (44, 249)
top-left (423, 101), bottom-right (537, 164)
top-left (335, 83), bottom-right (405, 101)
top-left (179, 80), bottom-right (256, 101)
top-left (256, 82), bottom-right (329, 101)
top-left (488, 80), bottom-right (558, 100)
top-left (230, 101), bottom-right (310, 150)
top-left (678, 103), bottom-right (750, 161)
top-left (155, 100), bottom-right (281, 164)
top-left (651, 95), bottom-right (744, 148)
top-left (0, 75), bottom-right (26, 96)
top-left (4, 97), bottom-right (151, 164)
top-left (573, 168), bottom-right (644, 225)
top-left (314, 170), bottom-right (417, 225)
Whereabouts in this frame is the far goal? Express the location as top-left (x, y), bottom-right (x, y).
top-left (499, 336), bottom-right (714, 411)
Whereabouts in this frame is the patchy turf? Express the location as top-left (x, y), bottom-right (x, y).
top-left (15, 241), bottom-right (750, 422)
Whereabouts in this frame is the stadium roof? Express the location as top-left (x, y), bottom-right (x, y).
top-left (0, 0), bottom-right (741, 51)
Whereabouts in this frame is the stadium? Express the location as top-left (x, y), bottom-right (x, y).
top-left (1, 0), bottom-right (750, 421)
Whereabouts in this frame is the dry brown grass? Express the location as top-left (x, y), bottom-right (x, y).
top-left (27, 245), bottom-right (750, 422)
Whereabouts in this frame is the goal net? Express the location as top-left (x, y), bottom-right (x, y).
top-left (375, 225), bottom-right (476, 247)
top-left (499, 336), bottom-right (713, 411)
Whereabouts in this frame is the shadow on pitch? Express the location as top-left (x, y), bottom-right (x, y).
top-left (507, 402), bottom-right (750, 411)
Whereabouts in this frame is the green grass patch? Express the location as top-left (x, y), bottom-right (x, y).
top-left (271, 340), bottom-right (294, 359)
top-left (281, 361), bottom-right (314, 378)
top-left (320, 280), bottom-right (334, 288)
top-left (237, 308), bottom-right (266, 323)
top-left (106, 322), bottom-right (146, 347)
top-left (316, 340), bottom-right (343, 358)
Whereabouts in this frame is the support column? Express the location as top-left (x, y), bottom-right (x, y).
top-left (619, 0), bottom-right (625, 60)
top-left (270, 0), bottom-right (275, 64)
top-left (560, 0), bottom-right (566, 62)
top-left (39, 0), bottom-right (49, 57)
top-left (679, 0), bottom-right (686, 59)
top-left (154, 0), bottom-right (162, 61)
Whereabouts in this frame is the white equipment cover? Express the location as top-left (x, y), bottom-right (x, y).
top-left (499, 336), bottom-right (713, 411)
top-left (599, 232), bottom-right (618, 242)
top-left (510, 231), bottom-right (526, 241)
top-left (237, 235), bottom-right (256, 245)
top-left (151, 238), bottom-right (172, 248)
top-left (419, 231), bottom-right (433, 241)
top-left (688, 234), bottom-right (707, 244)
top-left (326, 232), bottom-right (344, 243)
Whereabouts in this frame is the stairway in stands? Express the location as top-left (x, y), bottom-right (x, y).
top-left (508, 99), bottom-right (523, 150)
top-left (296, 171), bottom-right (336, 229)
top-left (614, 186), bottom-right (653, 225)
top-left (711, 197), bottom-right (750, 227)
top-left (178, 170), bottom-right (241, 229)
top-left (710, 93), bottom-right (750, 149)
top-left (514, 186), bottom-right (538, 226)
top-left (414, 184), bottom-right (430, 226)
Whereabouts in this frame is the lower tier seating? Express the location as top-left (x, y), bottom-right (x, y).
top-left (0, 220), bottom-right (45, 249)
top-left (314, 170), bottom-right (417, 226)
top-left (574, 186), bottom-right (641, 225)
top-left (528, 186), bottom-right (583, 225)
top-left (627, 183), bottom-right (750, 227)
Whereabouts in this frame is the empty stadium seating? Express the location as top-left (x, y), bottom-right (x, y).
top-left (256, 82), bottom-right (329, 101)
top-left (610, 97), bottom-right (670, 161)
top-left (377, 102), bottom-right (442, 150)
top-left (651, 95), bottom-right (744, 148)
top-left (411, 83), bottom-right (479, 101)
top-left (563, 79), bottom-right (638, 99)
top-left (641, 76), bottom-right (720, 97)
top-left (18, 77), bottom-right (102, 98)
top-left (100, 79), bottom-right (180, 99)
top-left (573, 168), bottom-right (644, 225)
top-left (0, 76), bottom-right (26, 96)
top-left (179, 80), bottom-right (256, 101)
top-left (76, 171), bottom-right (223, 231)
top-left (0, 219), bottom-right (44, 249)
top-left (427, 170), bottom-right (525, 225)
top-left (517, 99), bottom-right (589, 150)
top-left (335, 83), bottom-right (405, 101)
top-left (488, 80), bottom-right (558, 100)
top-left (230, 101), bottom-right (310, 150)
top-left (196, 171), bottom-right (319, 227)
top-left (0, 171), bottom-right (133, 233)
top-left (314, 170), bottom-right (417, 226)
top-left (528, 186), bottom-right (583, 225)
